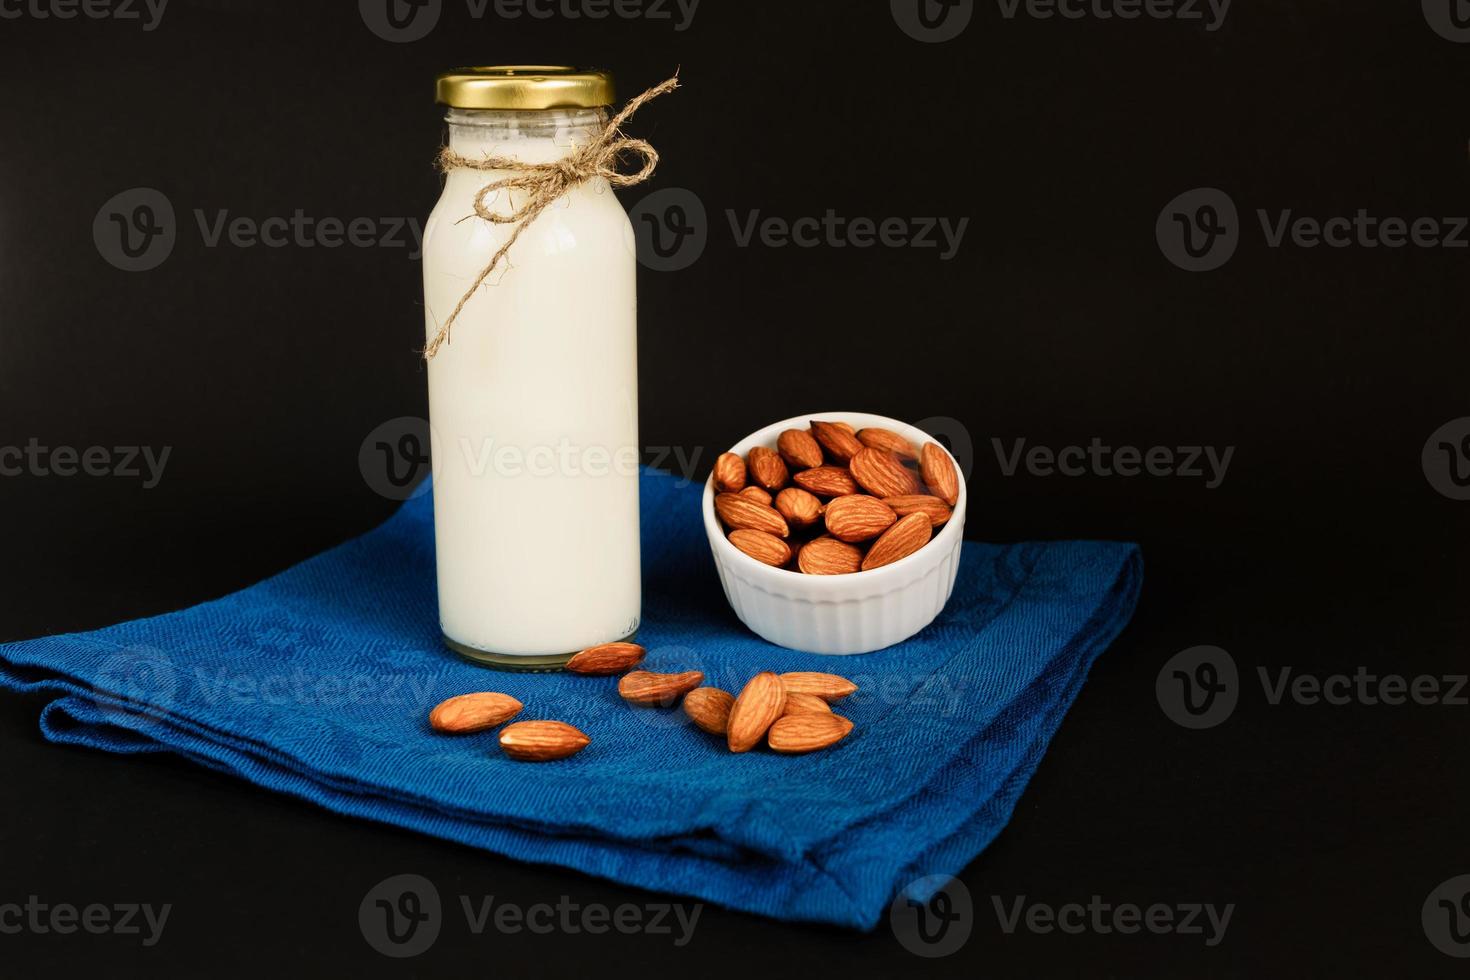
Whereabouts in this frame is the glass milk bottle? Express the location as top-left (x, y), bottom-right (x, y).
top-left (422, 67), bottom-right (640, 669)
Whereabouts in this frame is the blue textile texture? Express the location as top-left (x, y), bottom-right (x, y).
top-left (0, 469), bottom-right (1140, 930)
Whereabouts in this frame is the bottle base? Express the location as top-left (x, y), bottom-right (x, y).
top-left (443, 631), bottom-right (638, 673)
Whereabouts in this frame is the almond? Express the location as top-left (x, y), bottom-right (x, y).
top-left (565, 641), bottom-right (645, 675)
top-left (777, 428), bottom-right (824, 469)
top-left (767, 713), bottom-right (853, 754)
top-left (727, 671), bottom-right (787, 752)
top-left (713, 452), bottom-right (746, 493)
top-left (779, 671), bottom-right (858, 702)
top-left (797, 536), bottom-right (862, 575)
top-left (861, 512), bottom-right (932, 570)
top-left (683, 686), bottom-right (735, 735)
top-left (618, 670), bottom-right (705, 706)
top-left (428, 692), bottom-right (524, 734)
top-left (920, 442), bottom-right (960, 507)
top-left (774, 487), bottom-right (823, 528)
top-left (810, 420), bottom-right (864, 463)
top-left (498, 720), bottom-right (590, 761)
top-left (881, 494), bottom-right (952, 527)
top-left (728, 529), bottom-right (792, 567)
top-left (850, 447), bottom-right (922, 497)
top-left (739, 485), bottom-right (772, 505)
top-left (792, 465), bottom-right (858, 498)
top-left (714, 492), bottom-right (789, 538)
top-left (782, 692), bottom-right (833, 716)
top-left (824, 494), bottom-right (897, 543)
top-left (830, 421), bottom-right (857, 436)
top-left (857, 427), bottom-right (918, 461)
top-left (747, 446), bottom-right (789, 491)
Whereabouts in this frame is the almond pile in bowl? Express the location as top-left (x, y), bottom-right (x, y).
top-left (712, 420), bottom-right (960, 574)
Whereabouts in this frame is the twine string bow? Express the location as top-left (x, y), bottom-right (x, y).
top-left (424, 73), bottom-right (680, 359)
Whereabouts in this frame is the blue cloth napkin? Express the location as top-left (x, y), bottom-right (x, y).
top-left (0, 469), bottom-right (1140, 929)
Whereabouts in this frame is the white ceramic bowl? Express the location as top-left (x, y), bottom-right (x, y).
top-left (702, 412), bottom-right (967, 655)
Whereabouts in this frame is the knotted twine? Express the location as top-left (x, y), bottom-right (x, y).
top-left (424, 73), bottom-right (680, 359)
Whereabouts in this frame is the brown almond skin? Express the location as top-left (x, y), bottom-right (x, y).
top-left (777, 428), bottom-right (824, 470)
top-left (739, 486), bottom-right (772, 505)
top-left (857, 427), bottom-right (918, 461)
top-left (774, 487), bottom-right (823, 528)
top-left (683, 687), bottom-right (735, 735)
top-left (747, 446), bottom-right (789, 491)
top-left (727, 672), bottom-right (787, 753)
top-left (713, 452), bottom-right (746, 493)
top-left (850, 447), bottom-right (923, 498)
top-left (768, 713), bottom-right (854, 754)
top-left (881, 494), bottom-right (952, 527)
top-left (862, 513), bottom-right (933, 571)
top-left (782, 692), bottom-right (834, 716)
top-left (728, 529), bottom-right (792, 567)
top-left (779, 671), bottom-right (858, 702)
top-left (824, 494), bottom-right (897, 543)
top-left (565, 642), bottom-right (646, 675)
top-left (793, 466), bottom-right (858, 498)
top-left (797, 536), bottom-right (863, 575)
top-left (921, 442), bottom-right (960, 507)
top-left (810, 420), bottom-right (865, 463)
top-left (714, 492), bottom-right (789, 538)
top-left (428, 692), bottom-right (524, 734)
top-left (498, 720), bottom-right (590, 761)
top-left (618, 670), bottom-right (705, 706)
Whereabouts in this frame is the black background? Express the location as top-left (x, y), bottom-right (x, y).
top-left (2, 0), bottom-right (1468, 975)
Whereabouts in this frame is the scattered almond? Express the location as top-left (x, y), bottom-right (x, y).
top-left (727, 672), bottom-right (787, 753)
top-left (782, 692), bottom-right (833, 716)
top-left (683, 687), bottom-right (735, 735)
top-left (774, 487), bottom-right (823, 528)
top-left (618, 670), bottom-right (705, 706)
top-left (715, 492), bottom-right (789, 538)
top-left (881, 494), bottom-right (952, 527)
top-left (920, 442), bottom-right (960, 507)
top-left (850, 447), bottom-right (922, 498)
top-left (747, 446), bottom-right (789, 491)
top-left (797, 536), bottom-right (863, 575)
top-left (857, 427), bottom-right (917, 461)
top-left (862, 512), bottom-right (932, 570)
top-left (713, 452), bottom-right (746, 493)
top-left (728, 529), bottom-right (793, 567)
top-left (777, 428), bottom-right (824, 469)
top-left (428, 692), bottom-right (524, 734)
top-left (739, 486), bottom-right (772, 505)
top-left (810, 420), bottom-right (865, 462)
top-left (767, 713), bottom-right (854, 754)
top-left (792, 465), bottom-right (858, 498)
top-left (565, 642), bottom-right (645, 675)
top-left (824, 494), bottom-right (897, 543)
top-left (779, 671), bottom-right (858, 702)
top-left (498, 720), bottom-right (590, 761)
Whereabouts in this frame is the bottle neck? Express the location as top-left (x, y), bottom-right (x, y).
top-left (445, 107), bottom-right (608, 164)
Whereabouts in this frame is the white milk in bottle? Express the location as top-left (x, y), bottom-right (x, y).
top-left (422, 67), bottom-right (641, 668)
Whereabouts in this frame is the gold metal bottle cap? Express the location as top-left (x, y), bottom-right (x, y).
top-left (435, 66), bottom-right (615, 110)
